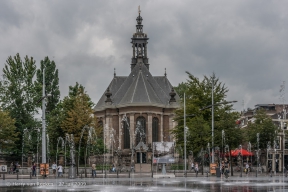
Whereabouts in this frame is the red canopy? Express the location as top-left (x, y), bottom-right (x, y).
top-left (229, 149), bottom-right (253, 156)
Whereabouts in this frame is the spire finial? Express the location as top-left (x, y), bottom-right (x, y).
top-left (138, 5), bottom-right (141, 15)
top-left (164, 68), bottom-right (167, 77)
top-left (114, 68), bottom-right (116, 77)
top-left (105, 87), bottom-right (112, 103)
top-left (136, 7), bottom-right (143, 26)
top-left (169, 88), bottom-right (176, 103)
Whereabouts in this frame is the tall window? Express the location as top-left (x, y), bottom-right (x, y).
top-left (123, 117), bottom-right (130, 149)
top-left (136, 116), bottom-right (146, 144)
top-left (152, 117), bottom-right (159, 142)
top-left (98, 121), bottom-right (103, 138)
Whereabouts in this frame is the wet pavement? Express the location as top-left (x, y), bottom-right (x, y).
top-left (0, 174), bottom-right (287, 191)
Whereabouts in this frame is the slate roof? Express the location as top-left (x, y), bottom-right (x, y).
top-left (94, 62), bottom-right (180, 112)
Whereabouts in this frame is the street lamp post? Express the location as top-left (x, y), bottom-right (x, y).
top-left (42, 68), bottom-right (46, 164)
top-left (201, 100), bottom-right (237, 164)
top-left (36, 68), bottom-right (51, 164)
top-left (212, 81), bottom-right (214, 164)
top-left (256, 133), bottom-right (259, 177)
top-left (284, 123), bottom-right (286, 175)
top-left (240, 145), bottom-right (243, 177)
top-left (184, 92), bottom-right (187, 177)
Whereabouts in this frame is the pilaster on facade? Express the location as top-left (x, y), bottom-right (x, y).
top-left (148, 113), bottom-right (152, 145)
top-left (160, 114), bottom-right (163, 142)
top-left (118, 115), bottom-right (122, 150)
top-left (168, 114), bottom-right (175, 142)
top-left (130, 114), bottom-right (135, 149)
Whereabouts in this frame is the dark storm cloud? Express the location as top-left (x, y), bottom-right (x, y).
top-left (0, 0), bottom-right (288, 111)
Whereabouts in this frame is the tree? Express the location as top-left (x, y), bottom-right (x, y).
top-left (172, 72), bottom-right (242, 157)
top-left (0, 53), bottom-right (39, 154)
top-left (174, 82), bottom-right (188, 99)
top-left (0, 108), bottom-right (19, 152)
top-left (246, 108), bottom-right (278, 149)
top-left (36, 56), bottom-right (60, 113)
top-left (61, 87), bottom-right (98, 145)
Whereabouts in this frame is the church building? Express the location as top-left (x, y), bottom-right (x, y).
top-left (93, 9), bottom-right (180, 171)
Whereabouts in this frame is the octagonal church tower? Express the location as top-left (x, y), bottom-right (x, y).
top-left (93, 9), bottom-right (180, 171)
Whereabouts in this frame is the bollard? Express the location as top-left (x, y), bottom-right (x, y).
top-left (17, 172), bottom-right (19, 180)
top-left (105, 170), bottom-right (107, 178)
top-left (129, 171), bottom-right (130, 178)
top-left (81, 173), bottom-right (82, 179)
top-left (30, 172), bottom-right (32, 179)
top-left (3, 174), bottom-right (5, 180)
top-left (206, 171), bottom-right (209, 177)
top-left (117, 170), bottom-right (119, 178)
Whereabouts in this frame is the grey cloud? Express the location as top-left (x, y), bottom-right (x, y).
top-left (0, 0), bottom-right (288, 111)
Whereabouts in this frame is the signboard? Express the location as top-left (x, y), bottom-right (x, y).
top-left (152, 142), bottom-right (175, 164)
top-left (153, 157), bottom-right (175, 164)
top-left (40, 163), bottom-right (49, 175)
top-left (210, 163), bottom-right (217, 174)
top-left (0, 165), bottom-right (7, 172)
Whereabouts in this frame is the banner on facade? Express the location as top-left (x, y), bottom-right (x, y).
top-left (152, 142), bottom-right (175, 164)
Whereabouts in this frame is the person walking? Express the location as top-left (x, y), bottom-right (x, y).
top-left (245, 163), bottom-right (249, 175)
top-left (9, 162), bottom-right (13, 174)
top-left (92, 163), bottom-right (96, 178)
top-left (191, 162), bottom-right (194, 172)
top-left (224, 158), bottom-right (229, 178)
top-left (57, 164), bottom-right (63, 177)
top-left (52, 162), bottom-right (57, 176)
top-left (221, 161), bottom-right (225, 176)
top-left (195, 162), bottom-right (199, 177)
top-left (31, 163), bottom-right (37, 177)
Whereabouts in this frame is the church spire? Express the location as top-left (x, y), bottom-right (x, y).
top-left (136, 6), bottom-right (143, 33)
top-left (131, 6), bottom-right (149, 71)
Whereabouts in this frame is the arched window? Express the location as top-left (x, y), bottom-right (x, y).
top-left (152, 117), bottom-right (159, 142)
top-left (98, 120), bottom-right (103, 138)
top-left (123, 117), bottom-right (130, 149)
top-left (136, 116), bottom-right (146, 144)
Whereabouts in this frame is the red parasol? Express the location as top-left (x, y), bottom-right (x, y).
top-left (229, 149), bottom-right (253, 157)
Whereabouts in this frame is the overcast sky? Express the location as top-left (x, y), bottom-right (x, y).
top-left (0, 0), bottom-right (288, 111)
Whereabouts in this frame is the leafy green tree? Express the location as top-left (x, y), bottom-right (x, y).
top-left (172, 72), bottom-right (242, 157)
top-left (0, 108), bottom-right (19, 152)
top-left (246, 108), bottom-right (278, 149)
top-left (36, 56), bottom-right (60, 113)
top-left (47, 83), bottom-right (95, 157)
top-left (0, 53), bottom-right (39, 154)
top-left (61, 87), bottom-right (97, 145)
top-left (174, 82), bottom-right (188, 99)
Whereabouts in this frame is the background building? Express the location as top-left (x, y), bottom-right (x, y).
top-left (238, 104), bottom-right (288, 173)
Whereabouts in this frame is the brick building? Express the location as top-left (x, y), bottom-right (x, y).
top-left (93, 10), bottom-right (180, 171)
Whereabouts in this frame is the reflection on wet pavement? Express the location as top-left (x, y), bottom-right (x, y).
top-left (0, 176), bottom-right (287, 191)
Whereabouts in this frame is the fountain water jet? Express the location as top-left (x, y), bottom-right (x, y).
top-left (22, 128), bottom-right (32, 168)
top-left (65, 134), bottom-right (76, 178)
top-left (78, 125), bottom-right (97, 177)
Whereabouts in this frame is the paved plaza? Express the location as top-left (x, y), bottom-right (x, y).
top-left (0, 172), bottom-right (287, 192)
